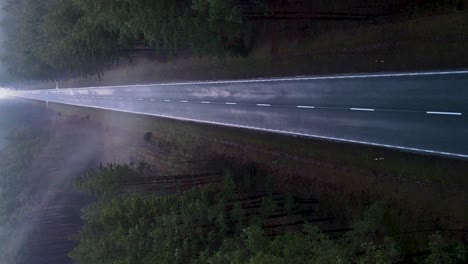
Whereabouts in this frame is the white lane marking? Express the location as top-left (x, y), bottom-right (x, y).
top-left (297, 105), bottom-right (315, 109)
top-left (180, 100), bottom-right (189, 103)
top-left (426, 111), bottom-right (462, 116)
top-left (164, 99), bottom-right (171, 102)
top-left (138, 98), bottom-right (143, 101)
top-left (350, 108), bottom-right (375, 112)
top-left (127, 98), bottom-right (133, 100)
top-left (257, 104), bottom-right (271, 107)
top-left (150, 99), bottom-right (156, 101)
top-left (118, 98), bottom-right (124, 100)
top-left (201, 101), bottom-right (210, 104)
top-left (15, 95), bottom-right (468, 160)
top-left (30, 70), bottom-right (468, 91)
top-left (225, 102), bottom-right (237, 105)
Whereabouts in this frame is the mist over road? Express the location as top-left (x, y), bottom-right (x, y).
top-left (14, 70), bottom-right (468, 159)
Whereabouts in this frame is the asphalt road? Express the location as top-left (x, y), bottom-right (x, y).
top-left (12, 70), bottom-right (468, 159)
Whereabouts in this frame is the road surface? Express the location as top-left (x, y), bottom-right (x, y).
top-left (12, 70), bottom-right (468, 159)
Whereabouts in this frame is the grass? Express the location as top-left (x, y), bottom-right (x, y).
top-left (47, 101), bottom-right (468, 236)
top-left (56, 13), bottom-right (468, 88)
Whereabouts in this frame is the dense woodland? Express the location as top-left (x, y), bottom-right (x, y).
top-left (0, 126), bottom-right (47, 263)
top-left (70, 163), bottom-right (468, 264)
top-left (1, 0), bottom-right (466, 81)
top-left (1, 0), bottom-right (253, 81)
top-left (0, 102), bottom-right (98, 264)
top-left (0, 102), bottom-right (468, 263)
top-left (1, 1), bottom-right (468, 261)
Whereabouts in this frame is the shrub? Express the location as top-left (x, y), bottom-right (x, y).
top-left (144, 132), bottom-right (152, 142)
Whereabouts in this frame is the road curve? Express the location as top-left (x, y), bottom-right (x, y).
top-left (12, 70), bottom-right (468, 159)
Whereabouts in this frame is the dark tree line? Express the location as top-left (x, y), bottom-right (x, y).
top-left (2, 0), bottom-right (463, 82)
top-left (0, 0), bottom-right (254, 81)
top-left (70, 164), bottom-right (468, 263)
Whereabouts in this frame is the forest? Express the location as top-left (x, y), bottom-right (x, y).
top-left (1, 0), bottom-right (466, 82)
top-left (0, 101), bottom-right (101, 264)
top-left (1, 0), bottom-right (468, 261)
top-left (69, 163), bottom-right (468, 263)
top-left (1, 0), bottom-right (253, 80)
top-left (1, 99), bottom-right (468, 263)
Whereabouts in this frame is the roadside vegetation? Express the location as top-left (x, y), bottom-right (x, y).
top-left (70, 163), bottom-right (468, 263)
top-left (2, 0), bottom-right (468, 84)
top-left (0, 125), bottom-right (48, 263)
top-left (52, 102), bottom-right (468, 230)
top-left (1, 96), bottom-right (467, 263)
top-left (0, 101), bottom-right (50, 263)
top-left (0, 100), bottom-right (102, 264)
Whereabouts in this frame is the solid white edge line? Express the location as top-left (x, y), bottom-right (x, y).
top-left (426, 111), bottom-right (462, 116)
top-left (350, 108), bottom-right (375, 112)
top-left (15, 95), bottom-right (468, 160)
top-left (19, 69), bottom-right (468, 91)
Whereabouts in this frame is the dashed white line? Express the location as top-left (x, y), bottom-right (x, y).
top-left (15, 95), bottom-right (468, 160)
top-left (350, 108), bottom-right (375, 112)
top-left (180, 100), bottom-right (189, 103)
top-left (138, 98), bottom-right (143, 101)
top-left (164, 99), bottom-right (171, 102)
top-left (201, 101), bottom-right (211, 104)
top-left (225, 102), bottom-right (237, 105)
top-left (150, 99), bottom-right (156, 101)
top-left (297, 105), bottom-right (315, 109)
top-left (257, 104), bottom-right (271, 107)
top-left (426, 111), bottom-right (462, 116)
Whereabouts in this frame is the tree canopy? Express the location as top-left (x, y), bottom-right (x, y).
top-left (0, 0), bottom-right (251, 81)
top-left (70, 164), bottom-right (468, 264)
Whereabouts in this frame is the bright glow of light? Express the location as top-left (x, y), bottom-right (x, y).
top-left (0, 88), bottom-right (10, 99)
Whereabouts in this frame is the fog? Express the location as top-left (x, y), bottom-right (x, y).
top-left (0, 1), bottom-right (5, 79)
top-left (0, 100), bottom-right (104, 263)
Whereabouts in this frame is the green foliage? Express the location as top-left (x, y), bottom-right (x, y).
top-left (71, 164), bottom-right (468, 263)
top-left (200, 217), bottom-right (402, 264)
top-left (423, 232), bottom-right (468, 264)
top-left (0, 127), bottom-right (47, 222)
top-left (0, 107), bottom-right (50, 263)
top-left (200, 225), bottom-right (349, 264)
top-left (70, 185), bottom-right (222, 264)
top-left (75, 163), bottom-right (139, 199)
top-left (1, 0), bottom-right (252, 81)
